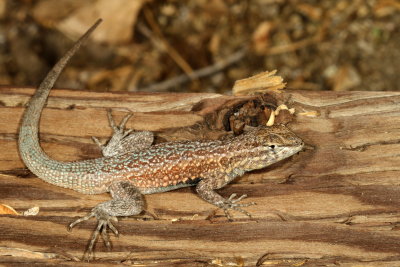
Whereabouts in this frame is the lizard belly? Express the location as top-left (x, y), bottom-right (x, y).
top-left (138, 177), bottom-right (202, 194)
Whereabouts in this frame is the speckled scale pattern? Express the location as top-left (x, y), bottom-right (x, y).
top-left (122, 139), bottom-right (234, 191)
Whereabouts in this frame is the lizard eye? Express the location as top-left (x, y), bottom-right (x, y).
top-left (269, 145), bottom-right (275, 149)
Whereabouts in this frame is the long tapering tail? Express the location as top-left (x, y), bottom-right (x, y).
top-left (18, 19), bottom-right (102, 187)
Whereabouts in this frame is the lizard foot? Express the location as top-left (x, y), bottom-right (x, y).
top-left (92, 109), bottom-right (133, 156)
top-left (68, 208), bottom-right (119, 260)
top-left (219, 193), bottom-right (256, 220)
top-left (106, 108), bottom-right (134, 138)
top-left (91, 109), bottom-right (154, 157)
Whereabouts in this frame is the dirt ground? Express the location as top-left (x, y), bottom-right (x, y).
top-left (0, 0), bottom-right (399, 93)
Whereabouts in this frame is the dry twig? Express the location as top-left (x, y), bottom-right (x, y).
top-left (136, 47), bottom-right (247, 92)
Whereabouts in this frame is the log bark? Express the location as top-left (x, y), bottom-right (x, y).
top-left (0, 87), bottom-right (399, 266)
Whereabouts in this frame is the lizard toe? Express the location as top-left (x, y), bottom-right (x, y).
top-left (85, 216), bottom-right (119, 260)
top-left (68, 211), bottom-right (96, 231)
top-left (220, 193), bottom-right (256, 219)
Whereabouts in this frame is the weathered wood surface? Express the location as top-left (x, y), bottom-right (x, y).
top-left (0, 87), bottom-right (400, 266)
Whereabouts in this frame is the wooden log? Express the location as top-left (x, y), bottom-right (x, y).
top-left (0, 87), bottom-right (399, 266)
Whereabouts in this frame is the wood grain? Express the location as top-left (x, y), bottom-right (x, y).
top-left (0, 88), bottom-right (399, 266)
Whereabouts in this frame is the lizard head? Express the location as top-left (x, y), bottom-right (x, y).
top-left (254, 124), bottom-right (304, 150)
top-left (235, 124), bottom-right (304, 170)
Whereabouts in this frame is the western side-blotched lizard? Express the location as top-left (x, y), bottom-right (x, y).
top-left (18, 19), bottom-right (304, 258)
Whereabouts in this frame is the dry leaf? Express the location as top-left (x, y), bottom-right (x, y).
top-left (0, 204), bottom-right (20, 215)
top-left (87, 65), bottom-right (134, 91)
top-left (373, 0), bottom-right (400, 17)
top-left (331, 65), bottom-right (361, 91)
top-left (0, 0), bottom-right (6, 19)
top-left (297, 3), bottom-right (322, 20)
top-left (32, 0), bottom-right (88, 27)
top-left (252, 21), bottom-right (273, 54)
top-left (57, 0), bottom-right (145, 44)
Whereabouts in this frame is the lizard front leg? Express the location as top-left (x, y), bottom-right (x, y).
top-left (92, 109), bottom-right (154, 157)
top-left (68, 180), bottom-right (144, 260)
top-left (196, 175), bottom-right (256, 220)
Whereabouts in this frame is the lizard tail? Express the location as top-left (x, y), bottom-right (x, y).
top-left (18, 19), bottom-right (102, 185)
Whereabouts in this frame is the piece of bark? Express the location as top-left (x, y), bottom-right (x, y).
top-left (0, 88), bottom-right (399, 266)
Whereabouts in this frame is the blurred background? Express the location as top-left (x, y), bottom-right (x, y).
top-left (0, 0), bottom-right (398, 93)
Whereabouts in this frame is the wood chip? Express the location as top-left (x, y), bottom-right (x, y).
top-left (232, 70), bottom-right (286, 96)
top-left (22, 206), bottom-right (40, 216)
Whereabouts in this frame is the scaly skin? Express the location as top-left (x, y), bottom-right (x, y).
top-left (18, 19), bottom-right (304, 259)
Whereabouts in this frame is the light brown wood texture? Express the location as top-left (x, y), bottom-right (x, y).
top-left (0, 87), bottom-right (399, 266)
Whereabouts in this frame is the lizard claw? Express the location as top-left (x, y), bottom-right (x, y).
top-left (220, 193), bottom-right (256, 220)
top-left (68, 208), bottom-right (119, 260)
top-left (107, 109), bottom-right (133, 137)
top-left (91, 136), bottom-right (104, 149)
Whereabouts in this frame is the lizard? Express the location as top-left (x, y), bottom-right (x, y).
top-left (18, 19), bottom-right (304, 258)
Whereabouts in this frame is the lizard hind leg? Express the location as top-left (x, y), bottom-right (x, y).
top-left (68, 181), bottom-right (144, 260)
top-left (92, 109), bottom-right (154, 157)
